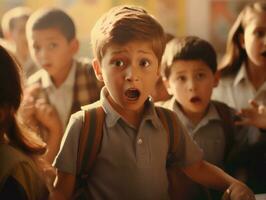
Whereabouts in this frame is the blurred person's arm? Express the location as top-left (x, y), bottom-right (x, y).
top-left (19, 84), bottom-right (41, 130)
top-left (34, 98), bottom-right (63, 163)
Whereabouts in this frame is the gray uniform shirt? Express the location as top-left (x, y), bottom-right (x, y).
top-left (54, 88), bottom-right (203, 200)
top-left (157, 97), bottom-right (260, 167)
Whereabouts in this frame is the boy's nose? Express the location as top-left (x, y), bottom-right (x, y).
top-left (188, 79), bottom-right (196, 91)
top-left (125, 67), bottom-right (139, 82)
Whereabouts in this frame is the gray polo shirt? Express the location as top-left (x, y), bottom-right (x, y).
top-left (157, 97), bottom-right (260, 167)
top-left (54, 88), bottom-right (203, 200)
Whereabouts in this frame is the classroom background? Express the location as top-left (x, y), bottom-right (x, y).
top-left (0, 0), bottom-right (253, 60)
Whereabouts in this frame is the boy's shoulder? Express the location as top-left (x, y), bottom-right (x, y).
top-left (81, 100), bottom-right (102, 111)
top-left (211, 100), bottom-right (235, 115)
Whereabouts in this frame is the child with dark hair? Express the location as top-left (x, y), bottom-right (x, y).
top-left (158, 36), bottom-right (260, 199)
top-left (0, 45), bottom-right (50, 200)
top-left (20, 7), bottom-right (103, 163)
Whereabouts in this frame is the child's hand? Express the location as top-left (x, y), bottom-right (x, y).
top-left (35, 98), bottom-right (62, 132)
top-left (235, 100), bottom-right (266, 129)
top-left (19, 84), bottom-right (41, 129)
top-left (35, 99), bottom-right (63, 163)
top-left (222, 181), bottom-right (255, 200)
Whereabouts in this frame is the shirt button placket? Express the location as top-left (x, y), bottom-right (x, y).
top-left (136, 137), bottom-right (148, 165)
top-left (137, 138), bottom-right (143, 145)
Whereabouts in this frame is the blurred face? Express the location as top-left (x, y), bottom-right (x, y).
top-left (93, 41), bottom-right (159, 112)
top-left (165, 60), bottom-right (218, 119)
top-left (241, 12), bottom-right (266, 68)
top-left (27, 28), bottom-right (77, 79)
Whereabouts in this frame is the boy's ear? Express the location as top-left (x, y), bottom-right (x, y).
top-left (92, 58), bottom-right (104, 81)
top-left (162, 77), bottom-right (173, 95)
top-left (70, 38), bottom-right (79, 54)
top-left (213, 71), bottom-right (220, 87)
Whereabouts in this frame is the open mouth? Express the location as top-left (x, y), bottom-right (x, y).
top-left (190, 96), bottom-right (201, 103)
top-left (125, 88), bottom-right (140, 101)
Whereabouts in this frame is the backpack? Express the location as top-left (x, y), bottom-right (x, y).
top-left (73, 105), bottom-right (179, 199)
top-left (73, 102), bottom-right (234, 200)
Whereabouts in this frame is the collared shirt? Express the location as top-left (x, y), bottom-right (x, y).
top-left (212, 64), bottom-right (266, 110)
top-left (157, 97), bottom-right (260, 167)
top-left (55, 87), bottom-right (203, 200)
top-left (41, 62), bottom-right (76, 128)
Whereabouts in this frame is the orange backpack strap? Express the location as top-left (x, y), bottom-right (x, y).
top-left (155, 106), bottom-right (179, 165)
top-left (76, 106), bottom-right (105, 180)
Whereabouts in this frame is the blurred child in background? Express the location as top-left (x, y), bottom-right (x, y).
top-left (158, 36), bottom-right (260, 199)
top-left (20, 7), bottom-right (103, 163)
top-left (212, 1), bottom-right (266, 111)
top-left (1, 6), bottom-right (39, 79)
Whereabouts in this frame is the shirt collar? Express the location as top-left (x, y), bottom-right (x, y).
top-left (233, 63), bottom-right (248, 86)
top-left (41, 60), bottom-right (76, 89)
top-left (173, 101), bottom-right (221, 133)
top-left (100, 88), bottom-right (159, 128)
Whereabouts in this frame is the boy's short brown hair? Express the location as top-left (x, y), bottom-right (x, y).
top-left (161, 36), bottom-right (217, 79)
top-left (91, 5), bottom-right (165, 63)
top-left (26, 8), bottom-right (76, 41)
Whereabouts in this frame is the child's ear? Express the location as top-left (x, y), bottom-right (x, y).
top-left (92, 58), bottom-right (104, 82)
top-left (162, 77), bottom-right (173, 95)
top-left (213, 71), bottom-right (220, 87)
top-left (70, 38), bottom-right (79, 54)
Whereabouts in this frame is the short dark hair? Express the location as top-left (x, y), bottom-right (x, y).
top-left (161, 36), bottom-right (217, 79)
top-left (26, 7), bottom-right (76, 41)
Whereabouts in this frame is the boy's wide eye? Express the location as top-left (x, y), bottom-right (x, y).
top-left (139, 59), bottom-right (150, 68)
top-left (113, 60), bottom-right (124, 67)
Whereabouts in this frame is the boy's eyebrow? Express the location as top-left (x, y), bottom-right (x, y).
top-left (111, 49), bottom-right (154, 55)
top-left (173, 69), bottom-right (186, 74)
